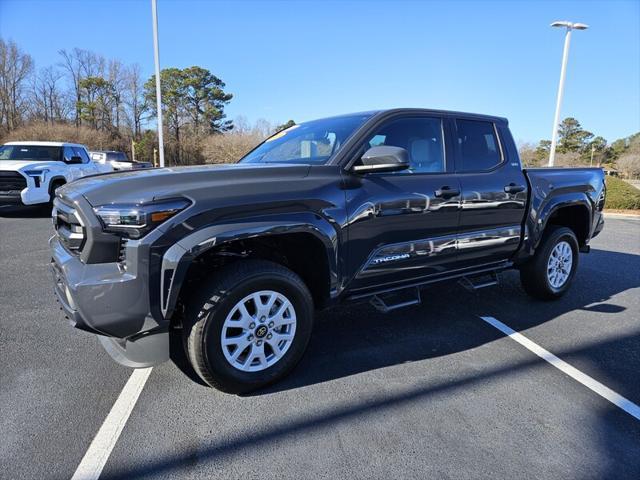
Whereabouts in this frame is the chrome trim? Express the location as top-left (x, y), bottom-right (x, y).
top-left (360, 225), bottom-right (522, 275)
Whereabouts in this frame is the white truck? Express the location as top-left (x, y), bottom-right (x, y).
top-left (0, 141), bottom-right (111, 206)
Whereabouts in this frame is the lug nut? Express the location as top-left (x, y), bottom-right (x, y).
top-left (267, 333), bottom-right (273, 339)
top-left (247, 335), bottom-right (254, 341)
top-left (260, 316), bottom-right (266, 323)
top-left (256, 340), bottom-right (263, 346)
top-left (249, 322), bottom-right (256, 329)
top-left (268, 321), bottom-right (274, 328)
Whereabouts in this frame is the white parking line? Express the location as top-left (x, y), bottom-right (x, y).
top-left (480, 316), bottom-right (640, 421)
top-left (71, 367), bottom-right (153, 480)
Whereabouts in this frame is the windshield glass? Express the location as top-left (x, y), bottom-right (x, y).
top-left (0, 145), bottom-right (63, 162)
top-left (239, 114), bottom-right (372, 165)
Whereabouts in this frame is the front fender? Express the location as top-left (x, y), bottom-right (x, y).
top-left (159, 212), bottom-right (339, 319)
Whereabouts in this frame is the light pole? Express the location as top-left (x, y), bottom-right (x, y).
top-left (547, 21), bottom-right (589, 167)
top-left (151, 0), bottom-right (165, 168)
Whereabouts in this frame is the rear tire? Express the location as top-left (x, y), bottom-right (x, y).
top-left (519, 226), bottom-right (579, 300)
top-left (183, 260), bottom-right (314, 394)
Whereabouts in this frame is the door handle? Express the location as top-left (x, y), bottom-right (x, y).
top-left (434, 186), bottom-right (460, 199)
top-left (504, 183), bottom-right (525, 194)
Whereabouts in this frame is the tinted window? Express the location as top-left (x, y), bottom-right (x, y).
top-left (456, 119), bottom-right (502, 171)
top-left (63, 146), bottom-right (76, 162)
top-left (360, 117), bottom-right (445, 173)
top-left (118, 152), bottom-right (130, 162)
top-left (0, 145), bottom-right (62, 161)
top-left (72, 147), bottom-right (90, 163)
top-left (106, 152), bottom-right (119, 161)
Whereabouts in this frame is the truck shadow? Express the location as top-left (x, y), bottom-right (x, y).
top-left (249, 248), bottom-right (639, 398)
top-left (0, 205), bottom-right (51, 218)
top-left (107, 331), bottom-right (640, 480)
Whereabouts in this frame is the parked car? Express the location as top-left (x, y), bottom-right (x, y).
top-left (0, 141), bottom-right (110, 206)
top-left (90, 150), bottom-right (152, 171)
top-left (50, 109), bottom-right (606, 393)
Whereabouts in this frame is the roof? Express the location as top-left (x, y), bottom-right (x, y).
top-left (3, 141), bottom-right (88, 147)
top-left (305, 108), bottom-right (508, 125)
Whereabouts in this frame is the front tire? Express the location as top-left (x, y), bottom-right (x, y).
top-left (520, 226), bottom-right (579, 300)
top-left (183, 260), bottom-right (314, 394)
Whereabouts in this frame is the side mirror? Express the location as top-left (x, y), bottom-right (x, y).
top-left (352, 146), bottom-right (410, 173)
top-left (67, 156), bottom-right (83, 164)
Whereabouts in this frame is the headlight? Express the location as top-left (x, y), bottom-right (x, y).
top-left (24, 169), bottom-right (49, 188)
top-left (93, 199), bottom-right (191, 239)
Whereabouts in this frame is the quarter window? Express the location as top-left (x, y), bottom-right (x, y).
top-left (361, 117), bottom-right (445, 174)
top-left (456, 119), bottom-right (502, 171)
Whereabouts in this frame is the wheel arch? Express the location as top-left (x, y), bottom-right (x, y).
top-left (160, 214), bottom-right (339, 321)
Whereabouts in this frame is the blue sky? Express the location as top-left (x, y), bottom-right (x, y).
top-left (1, 0), bottom-right (638, 143)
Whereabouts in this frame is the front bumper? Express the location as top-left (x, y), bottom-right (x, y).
top-left (50, 235), bottom-right (169, 367)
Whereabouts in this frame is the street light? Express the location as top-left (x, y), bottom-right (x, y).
top-left (151, 0), bottom-right (165, 168)
top-left (547, 21), bottom-right (589, 167)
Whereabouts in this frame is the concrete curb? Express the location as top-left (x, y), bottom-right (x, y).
top-left (603, 212), bottom-right (640, 219)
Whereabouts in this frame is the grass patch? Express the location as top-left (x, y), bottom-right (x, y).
top-left (605, 176), bottom-right (640, 210)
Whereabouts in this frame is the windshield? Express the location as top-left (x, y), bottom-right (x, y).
top-left (0, 145), bottom-right (62, 162)
top-left (239, 114), bottom-right (372, 165)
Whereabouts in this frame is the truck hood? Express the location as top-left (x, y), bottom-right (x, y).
top-left (0, 160), bottom-right (59, 171)
top-left (59, 163), bottom-right (312, 206)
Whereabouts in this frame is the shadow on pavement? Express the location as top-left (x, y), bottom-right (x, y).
top-left (105, 333), bottom-right (640, 480)
top-left (0, 204), bottom-right (51, 218)
top-left (244, 248), bottom-right (639, 397)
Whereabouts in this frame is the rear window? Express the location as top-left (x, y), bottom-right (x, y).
top-left (455, 119), bottom-right (502, 171)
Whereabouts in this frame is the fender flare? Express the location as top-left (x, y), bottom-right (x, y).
top-left (47, 175), bottom-right (67, 196)
top-left (158, 212), bottom-right (339, 319)
top-left (527, 192), bottom-right (593, 253)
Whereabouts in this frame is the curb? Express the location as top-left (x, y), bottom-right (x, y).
top-left (603, 212), bottom-right (640, 219)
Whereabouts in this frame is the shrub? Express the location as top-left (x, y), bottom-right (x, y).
top-left (604, 176), bottom-right (640, 210)
top-left (201, 131), bottom-right (264, 164)
top-left (0, 121), bottom-right (128, 152)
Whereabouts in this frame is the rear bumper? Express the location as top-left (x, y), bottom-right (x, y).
top-left (50, 236), bottom-right (169, 367)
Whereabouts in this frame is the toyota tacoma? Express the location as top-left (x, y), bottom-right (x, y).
top-left (49, 109), bottom-right (605, 393)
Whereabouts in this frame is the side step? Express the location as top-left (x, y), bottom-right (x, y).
top-left (458, 271), bottom-right (500, 292)
top-left (370, 287), bottom-right (421, 313)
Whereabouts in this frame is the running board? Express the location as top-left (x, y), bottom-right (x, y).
top-left (458, 271), bottom-right (499, 292)
top-left (370, 287), bottom-right (421, 313)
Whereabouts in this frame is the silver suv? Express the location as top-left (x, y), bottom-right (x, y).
top-left (90, 151), bottom-right (152, 171)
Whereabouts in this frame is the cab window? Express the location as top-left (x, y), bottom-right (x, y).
top-left (360, 117), bottom-right (445, 173)
top-left (72, 147), bottom-right (90, 163)
top-left (455, 119), bottom-right (502, 171)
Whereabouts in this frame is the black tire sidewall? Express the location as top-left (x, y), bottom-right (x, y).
top-left (198, 271), bottom-right (313, 391)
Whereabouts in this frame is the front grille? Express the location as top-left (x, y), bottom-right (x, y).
top-left (0, 171), bottom-right (27, 193)
top-left (53, 199), bottom-right (85, 254)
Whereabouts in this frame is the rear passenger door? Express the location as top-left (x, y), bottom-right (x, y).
top-left (453, 117), bottom-right (528, 265)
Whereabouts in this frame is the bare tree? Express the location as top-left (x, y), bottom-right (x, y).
top-left (124, 64), bottom-right (146, 138)
top-left (617, 154), bottom-right (640, 179)
top-left (0, 38), bottom-right (34, 133)
top-left (30, 66), bottom-right (69, 123)
top-left (58, 48), bottom-right (103, 126)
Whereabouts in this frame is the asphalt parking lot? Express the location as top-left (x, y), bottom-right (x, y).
top-left (1, 207), bottom-right (639, 480)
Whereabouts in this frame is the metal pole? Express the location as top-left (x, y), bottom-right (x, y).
top-left (151, 0), bottom-right (165, 168)
top-left (548, 27), bottom-right (572, 167)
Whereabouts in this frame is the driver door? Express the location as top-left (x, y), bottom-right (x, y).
top-left (344, 115), bottom-right (461, 293)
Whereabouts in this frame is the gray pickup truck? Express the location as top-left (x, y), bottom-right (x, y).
top-left (50, 109), bottom-right (606, 393)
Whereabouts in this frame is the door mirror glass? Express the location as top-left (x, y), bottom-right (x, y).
top-left (352, 146), bottom-right (410, 173)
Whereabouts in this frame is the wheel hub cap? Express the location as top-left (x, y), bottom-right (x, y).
top-left (547, 241), bottom-right (573, 289)
top-left (221, 290), bottom-right (297, 373)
